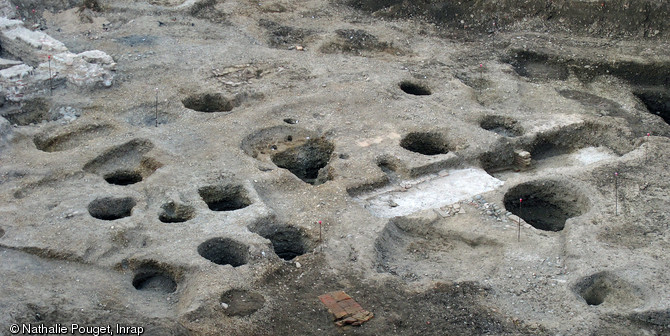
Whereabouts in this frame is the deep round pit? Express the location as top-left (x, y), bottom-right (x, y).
top-left (88, 197), bottom-right (136, 221)
top-left (503, 180), bottom-right (589, 232)
top-left (255, 225), bottom-right (310, 260)
top-left (400, 132), bottom-right (450, 155)
top-left (220, 289), bottom-right (265, 317)
top-left (198, 237), bottom-right (249, 267)
top-left (132, 265), bottom-right (177, 294)
top-left (182, 93), bottom-right (233, 112)
top-left (271, 138), bottom-right (334, 185)
top-left (480, 115), bottom-right (523, 137)
top-left (104, 170), bottom-right (143, 185)
top-left (399, 81), bottom-right (431, 96)
top-left (198, 184), bottom-right (252, 211)
top-left (158, 201), bottom-right (195, 223)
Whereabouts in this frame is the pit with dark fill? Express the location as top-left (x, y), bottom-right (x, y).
top-left (198, 237), bottom-right (249, 267)
top-left (503, 180), bottom-right (589, 232)
top-left (271, 138), bottom-right (334, 185)
top-left (182, 93), bottom-right (234, 112)
top-left (88, 197), bottom-right (136, 221)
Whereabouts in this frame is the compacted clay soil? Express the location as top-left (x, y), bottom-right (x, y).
top-left (1, 0), bottom-right (670, 335)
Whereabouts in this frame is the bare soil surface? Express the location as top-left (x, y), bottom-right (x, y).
top-left (1, 0), bottom-right (670, 335)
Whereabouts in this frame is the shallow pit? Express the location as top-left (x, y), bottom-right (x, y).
top-left (509, 51), bottom-right (569, 81)
top-left (574, 272), bottom-right (642, 307)
top-left (250, 224), bottom-right (310, 260)
top-left (503, 180), bottom-right (589, 232)
top-left (480, 115), bottom-right (523, 137)
top-left (399, 81), bottom-right (431, 96)
top-left (88, 197), bottom-right (136, 221)
top-left (0, 227), bottom-right (4, 238)
top-left (158, 201), bottom-right (195, 223)
top-left (132, 263), bottom-right (177, 294)
top-left (182, 93), bottom-right (234, 112)
top-left (271, 138), bottom-right (334, 185)
top-left (198, 237), bottom-right (249, 267)
top-left (400, 132), bottom-right (450, 155)
top-left (220, 289), bottom-right (265, 317)
top-left (104, 170), bottom-right (143, 186)
top-left (33, 124), bottom-right (114, 152)
top-left (198, 184), bottom-right (252, 211)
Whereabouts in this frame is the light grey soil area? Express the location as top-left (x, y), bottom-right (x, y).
top-left (1, 0), bottom-right (670, 335)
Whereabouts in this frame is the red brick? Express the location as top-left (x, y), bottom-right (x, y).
top-left (331, 291), bottom-right (350, 301)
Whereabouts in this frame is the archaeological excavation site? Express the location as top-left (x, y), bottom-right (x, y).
top-left (1, 0), bottom-right (670, 335)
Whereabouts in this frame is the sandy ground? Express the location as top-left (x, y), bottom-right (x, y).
top-left (1, 0), bottom-right (670, 335)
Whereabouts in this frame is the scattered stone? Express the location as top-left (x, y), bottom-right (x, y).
top-left (295, 261), bottom-right (301, 268)
top-left (0, 18), bottom-right (116, 102)
top-left (221, 302), bottom-right (229, 309)
top-left (434, 208), bottom-right (450, 218)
